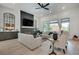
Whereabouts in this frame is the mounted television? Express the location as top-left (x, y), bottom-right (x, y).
top-left (23, 18), bottom-right (33, 26)
top-left (21, 10), bottom-right (34, 27)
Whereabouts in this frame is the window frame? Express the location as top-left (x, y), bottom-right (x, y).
top-left (49, 20), bottom-right (59, 32)
top-left (61, 18), bottom-right (70, 32)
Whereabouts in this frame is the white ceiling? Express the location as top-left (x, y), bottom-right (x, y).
top-left (0, 3), bottom-right (79, 17)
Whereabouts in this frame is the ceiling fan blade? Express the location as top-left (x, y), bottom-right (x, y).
top-left (36, 3), bottom-right (49, 10)
top-left (44, 8), bottom-right (49, 10)
top-left (36, 8), bottom-right (41, 9)
top-left (43, 3), bottom-right (49, 8)
top-left (42, 4), bottom-right (43, 7)
top-left (38, 3), bottom-right (42, 7)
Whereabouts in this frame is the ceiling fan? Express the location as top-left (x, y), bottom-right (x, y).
top-left (36, 3), bottom-right (50, 10)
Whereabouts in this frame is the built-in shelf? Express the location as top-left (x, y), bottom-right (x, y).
top-left (21, 26), bottom-right (34, 28)
top-left (20, 10), bottom-right (34, 34)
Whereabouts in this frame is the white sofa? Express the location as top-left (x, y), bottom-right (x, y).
top-left (41, 32), bottom-right (49, 39)
top-left (18, 33), bottom-right (42, 50)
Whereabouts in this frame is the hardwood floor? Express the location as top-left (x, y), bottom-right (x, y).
top-left (54, 40), bottom-right (79, 55)
top-left (66, 40), bottom-right (79, 55)
top-left (0, 39), bottom-right (79, 55)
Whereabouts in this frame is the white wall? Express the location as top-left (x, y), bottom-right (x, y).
top-left (37, 7), bottom-right (79, 39)
top-left (0, 6), bottom-right (20, 31)
top-left (34, 16), bottom-right (45, 31)
top-left (0, 9), bottom-right (4, 29)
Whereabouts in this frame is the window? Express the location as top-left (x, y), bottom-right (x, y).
top-left (43, 21), bottom-right (50, 32)
top-left (49, 20), bottom-right (59, 32)
top-left (43, 18), bottom-right (70, 32)
top-left (3, 13), bottom-right (15, 31)
top-left (61, 18), bottom-right (70, 32)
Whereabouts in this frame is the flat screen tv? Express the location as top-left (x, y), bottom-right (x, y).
top-left (22, 18), bottom-right (33, 26)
